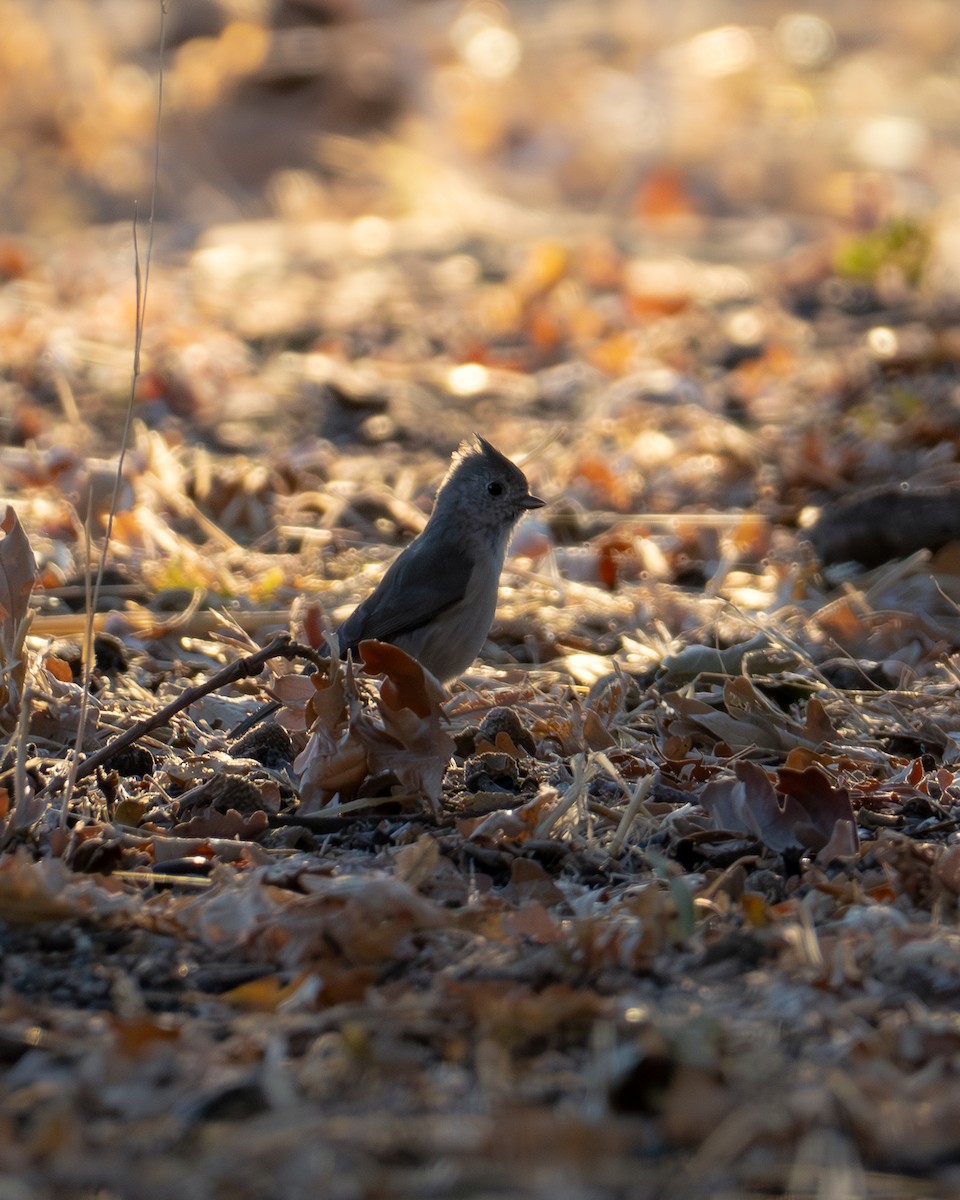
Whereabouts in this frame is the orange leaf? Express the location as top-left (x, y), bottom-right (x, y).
top-left (501, 858), bottom-right (565, 907)
top-left (318, 964), bottom-right (377, 1005)
top-left (525, 303), bottom-right (562, 351)
top-left (597, 535), bottom-right (634, 591)
top-left (514, 241), bottom-right (568, 300)
top-left (574, 456), bottom-right (632, 510)
top-left (931, 540), bottom-right (960, 575)
top-left (43, 655), bottom-right (73, 683)
top-left (740, 892), bottom-right (770, 927)
top-left (575, 236), bottom-right (623, 290)
top-left (358, 640), bottom-right (445, 717)
top-left (866, 882), bottom-right (897, 904)
top-left (723, 513), bottom-right (770, 560)
top-left (222, 970), bottom-right (315, 1012)
top-left (492, 730), bottom-right (525, 759)
top-left (783, 746), bottom-right (825, 771)
top-left (660, 734), bottom-right (693, 764)
top-left (393, 833), bottom-right (440, 888)
top-left (111, 1015), bottom-right (181, 1057)
top-left (633, 165), bottom-right (698, 224)
top-left (588, 331), bottom-right (638, 375)
top-left (300, 600), bottom-right (331, 651)
top-left (802, 698), bottom-right (836, 745)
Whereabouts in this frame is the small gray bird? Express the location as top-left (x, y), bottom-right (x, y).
top-left (338, 435), bottom-right (544, 681)
top-left (230, 437), bottom-right (543, 739)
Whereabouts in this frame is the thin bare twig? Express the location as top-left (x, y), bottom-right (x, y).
top-left (58, 635), bottom-right (322, 790)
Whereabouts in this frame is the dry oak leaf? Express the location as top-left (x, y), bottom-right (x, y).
top-left (700, 760), bottom-right (857, 856)
top-left (776, 765), bottom-right (858, 855)
top-left (270, 872), bottom-right (451, 967)
top-left (275, 664), bottom-right (346, 734)
top-left (392, 832), bottom-right (440, 889)
top-left (459, 786), bottom-right (559, 844)
top-left (0, 505), bottom-right (37, 728)
top-left (569, 899), bottom-right (675, 971)
top-left (358, 641), bottom-right (454, 803)
top-left (663, 677), bottom-right (830, 756)
top-left (172, 808), bottom-right (270, 840)
top-left (352, 701), bottom-right (454, 806)
top-left (295, 728), bottom-right (368, 809)
top-left (0, 850), bottom-right (137, 924)
top-left (292, 665), bottom-right (366, 809)
top-left (293, 646), bottom-right (454, 808)
top-left (219, 970), bottom-right (320, 1013)
top-left (358, 639), bottom-right (446, 717)
top-left (448, 978), bottom-right (609, 1043)
top-left (499, 857), bottom-right (566, 906)
top-left (664, 690), bottom-right (787, 754)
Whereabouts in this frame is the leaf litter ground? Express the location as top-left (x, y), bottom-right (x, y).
top-left (7, 7), bottom-right (960, 1193)
top-left (5, 211), bottom-right (960, 1199)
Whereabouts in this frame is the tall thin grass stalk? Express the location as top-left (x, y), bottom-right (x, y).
top-left (60, 1), bottom-right (168, 828)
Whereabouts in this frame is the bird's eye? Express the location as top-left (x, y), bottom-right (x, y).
top-left (487, 480), bottom-right (504, 497)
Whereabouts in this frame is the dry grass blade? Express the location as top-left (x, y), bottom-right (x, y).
top-left (61, 4), bottom-right (169, 826)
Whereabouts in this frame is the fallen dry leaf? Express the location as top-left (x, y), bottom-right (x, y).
top-left (358, 639), bottom-right (446, 717)
top-left (700, 760), bottom-right (857, 855)
top-left (0, 505), bottom-right (37, 730)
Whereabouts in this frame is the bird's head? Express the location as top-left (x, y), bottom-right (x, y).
top-left (433, 435), bottom-right (544, 537)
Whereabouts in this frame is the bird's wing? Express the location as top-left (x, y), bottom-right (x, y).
top-left (338, 535), bottom-right (475, 653)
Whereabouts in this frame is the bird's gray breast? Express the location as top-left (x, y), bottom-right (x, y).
top-left (399, 546), bottom-right (504, 680)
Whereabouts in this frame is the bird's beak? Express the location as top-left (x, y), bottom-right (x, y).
top-left (521, 494), bottom-right (545, 510)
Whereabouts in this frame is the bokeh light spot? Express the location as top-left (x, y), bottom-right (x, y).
top-left (775, 13), bottom-right (836, 69)
top-left (686, 26), bottom-right (756, 79)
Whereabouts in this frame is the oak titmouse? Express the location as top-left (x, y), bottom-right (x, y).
top-left (338, 434), bottom-right (543, 681)
top-left (231, 436), bottom-right (543, 739)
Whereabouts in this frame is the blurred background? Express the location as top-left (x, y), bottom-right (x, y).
top-left (2, 0), bottom-right (958, 238)
top-left (6, 0), bottom-right (960, 511)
